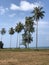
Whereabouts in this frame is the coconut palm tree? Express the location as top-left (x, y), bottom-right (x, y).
top-left (1, 28), bottom-right (6, 41)
top-left (24, 17), bottom-right (34, 48)
top-left (9, 27), bottom-right (14, 48)
top-left (32, 6), bottom-right (45, 49)
top-left (15, 22), bottom-right (24, 48)
top-left (22, 30), bottom-right (33, 48)
top-left (22, 17), bottom-right (34, 48)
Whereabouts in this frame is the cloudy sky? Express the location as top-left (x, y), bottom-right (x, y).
top-left (0, 0), bottom-right (49, 48)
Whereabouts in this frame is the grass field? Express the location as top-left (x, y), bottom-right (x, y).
top-left (0, 48), bottom-right (49, 65)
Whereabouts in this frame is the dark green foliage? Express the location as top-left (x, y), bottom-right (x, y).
top-left (0, 41), bottom-right (3, 49)
top-left (15, 22), bottom-right (24, 33)
top-left (9, 27), bottom-right (15, 35)
top-left (22, 31), bottom-right (33, 48)
top-left (22, 17), bottom-right (34, 48)
top-left (1, 28), bottom-right (6, 35)
top-left (25, 17), bottom-right (34, 33)
top-left (0, 28), bottom-right (6, 41)
top-left (32, 6), bottom-right (45, 21)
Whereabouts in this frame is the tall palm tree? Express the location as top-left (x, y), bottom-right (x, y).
top-left (1, 28), bottom-right (6, 41)
top-left (15, 22), bottom-right (24, 48)
top-left (9, 27), bottom-right (14, 48)
top-left (25, 17), bottom-right (34, 48)
top-left (32, 6), bottom-right (45, 49)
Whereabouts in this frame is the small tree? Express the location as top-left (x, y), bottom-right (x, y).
top-left (0, 41), bottom-right (3, 49)
top-left (9, 27), bottom-right (14, 48)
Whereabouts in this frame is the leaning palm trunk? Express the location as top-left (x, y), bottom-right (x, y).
top-left (36, 21), bottom-right (38, 49)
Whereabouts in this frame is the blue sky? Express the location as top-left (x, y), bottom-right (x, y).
top-left (0, 0), bottom-right (49, 48)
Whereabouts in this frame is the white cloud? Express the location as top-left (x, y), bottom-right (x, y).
top-left (5, 8), bottom-right (9, 11)
top-left (10, 4), bottom-right (19, 10)
top-left (0, 6), bottom-right (5, 15)
top-left (9, 13), bottom-right (16, 18)
top-left (34, 20), bottom-right (49, 27)
top-left (38, 21), bottom-right (49, 35)
top-left (34, 20), bottom-right (49, 35)
top-left (10, 1), bottom-right (41, 11)
top-left (38, 21), bottom-right (49, 28)
top-left (0, 6), bottom-right (9, 15)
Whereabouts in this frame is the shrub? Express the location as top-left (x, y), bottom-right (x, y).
top-left (0, 41), bottom-right (3, 49)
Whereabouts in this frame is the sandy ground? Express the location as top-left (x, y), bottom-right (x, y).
top-left (0, 50), bottom-right (49, 65)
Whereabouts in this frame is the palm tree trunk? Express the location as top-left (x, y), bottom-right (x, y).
top-left (27, 31), bottom-right (30, 48)
top-left (25, 43), bottom-right (27, 48)
top-left (10, 35), bottom-right (11, 48)
top-left (36, 21), bottom-right (38, 49)
top-left (17, 33), bottom-right (18, 48)
top-left (19, 33), bottom-right (20, 48)
top-left (27, 43), bottom-right (29, 48)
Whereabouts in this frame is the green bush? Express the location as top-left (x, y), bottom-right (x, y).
top-left (0, 41), bottom-right (3, 49)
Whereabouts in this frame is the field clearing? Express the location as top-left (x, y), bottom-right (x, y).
top-left (0, 49), bottom-right (49, 65)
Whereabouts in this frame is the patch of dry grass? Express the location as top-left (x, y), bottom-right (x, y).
top-left (0, 49), bottom-right (49, 65)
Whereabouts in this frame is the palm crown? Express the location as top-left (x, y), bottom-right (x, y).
top-left (15, 22), bottom-right (24, 33)
top-left (1, 28), bottom-right (6, 35)
top-left (9, 27), bottom-right (14, 35)
top-left (32, 7), bottom-right (45, 21)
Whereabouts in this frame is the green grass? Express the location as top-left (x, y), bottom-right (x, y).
top-left (0, 48), bottom-right (49, 52)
